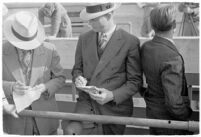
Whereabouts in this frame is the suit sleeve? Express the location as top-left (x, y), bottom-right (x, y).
top-left (113, 37), bottom-right (143, 104)
top-left (45, 45), bottom-right (65, 97)
top-left (2, 81), bottom-right (15, 99)
top-left (160, 56), bottom-right (192, 120)
top-left (71, 35), bottom-right (84, 82)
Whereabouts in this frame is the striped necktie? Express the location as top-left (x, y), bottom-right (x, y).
top-left (97, 33), bottom-right (107, 58)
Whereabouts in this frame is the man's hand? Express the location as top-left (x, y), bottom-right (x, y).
top-left (32, 84), bottom-right (49, 99)
top-left (89, 88), bottom-right (114, 105)
top-left (3, 104), bottom-right (19, 118)
top-left (32, 83), bottom-right (47, 93)
top-left (12, 81), bottom-right (31, 95)
top-left (75, 76), bottom-right (87, 87)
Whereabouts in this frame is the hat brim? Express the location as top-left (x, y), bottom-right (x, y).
top-left (80, 3), bottom-right (121, 21)
top-left (3, 14), bottom-right (45, 50)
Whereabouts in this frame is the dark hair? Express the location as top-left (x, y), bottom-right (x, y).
top-left (150, 4), bottom-right (176, 33)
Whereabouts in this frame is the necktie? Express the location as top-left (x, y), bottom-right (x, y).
top-left (23, 51), bottom-right (32, 67)
top-left (98, 33), bottom-right (107, 58)
top-left (20, 50), bottom-right (32, 85)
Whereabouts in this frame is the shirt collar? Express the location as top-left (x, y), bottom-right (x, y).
top-left (156, 35), bottom-right (175, 45)
top-left (99, 25), bottom-right (116, 40)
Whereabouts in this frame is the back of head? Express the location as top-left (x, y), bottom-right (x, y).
top-left (150, 4), bottom-right (176, 33)
top-left (42, 3), bottom-right (55, 16)
top-left (43, 3), bottom-right (55, 10)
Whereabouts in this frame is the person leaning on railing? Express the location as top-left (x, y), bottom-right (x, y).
top-left (140, 4), bottom-right (193, 135)
top-left (38, 3), bottom-right (72, 38)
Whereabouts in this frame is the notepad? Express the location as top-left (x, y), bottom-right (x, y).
top-left (13, 88), bottom-right (42, 113)
top-left (77, 86), bottom-right (101, 94)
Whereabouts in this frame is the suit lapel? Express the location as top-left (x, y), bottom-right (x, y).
top-left (3, 44), bottom-right (26, 84)
top-left (29, 45), bottom-right (45, 86)
top-left (85, 31), bottom-right (99, 65)
top-left (91, 29), bottom-right (124, 80)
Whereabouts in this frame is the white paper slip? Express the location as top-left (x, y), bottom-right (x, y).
top-left (13, 89), bottom-right (42, 113)
top-left (77, 86), bottom-right (101, 94)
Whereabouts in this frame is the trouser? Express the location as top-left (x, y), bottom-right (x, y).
top-left (24, 117), bottom-right (40, 135)
top-left (62, 120), bottom-right (125, 135)
top-left (149, 127), bottom-right (193, 135)
top-left (80, 123), bottom-right (125, 135)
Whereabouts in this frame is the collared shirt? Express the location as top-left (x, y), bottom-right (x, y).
top-left (98, 25), bottom-right (116, 45)
top-left (98, 25), bottom-right (116, 52)
top-left (97, 25), bottom-right (116, 58)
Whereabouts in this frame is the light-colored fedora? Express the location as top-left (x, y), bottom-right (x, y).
top-left (80, 3), bottom-right (121, 21)
top-left (3, 11), bottom-right (45, 50)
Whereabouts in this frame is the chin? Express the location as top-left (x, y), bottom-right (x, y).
top-left (92, 29), bottom-right (99, 32)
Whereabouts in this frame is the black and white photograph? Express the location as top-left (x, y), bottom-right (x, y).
top-left (1, 0), bottom-right (199, 135)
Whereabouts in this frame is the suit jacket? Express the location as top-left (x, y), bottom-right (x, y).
top-left (72, 28), bottom-right (142, 130)
top-left (141, 36), bottom-right (192, 122)
top-left (3, 41), bottom-right (65, 135)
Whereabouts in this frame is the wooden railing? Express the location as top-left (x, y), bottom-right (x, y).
top-left (19, 110), bottom-right (199, 132)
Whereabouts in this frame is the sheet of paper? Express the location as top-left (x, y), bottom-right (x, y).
top-left (77, 86), bottom-right (100, 94)
top-left (13, 89), bottom-right (42, 113)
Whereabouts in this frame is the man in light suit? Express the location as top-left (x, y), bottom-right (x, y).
top-left (62, 3), bottom-right (142, 135)
top-left (141, 5), bottom-right (192, 135)
top-left (3, 11), bottom-right (65, 135)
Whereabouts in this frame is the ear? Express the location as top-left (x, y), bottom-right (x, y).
top-left (106, 12), bottom-right (113, 20)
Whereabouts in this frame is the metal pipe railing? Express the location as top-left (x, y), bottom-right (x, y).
top-left (19, 110), bottom-right (199, 132)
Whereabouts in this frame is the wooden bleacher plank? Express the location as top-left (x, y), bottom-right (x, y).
top-left (186, 73), bottom-right (199, 86)
top-left (50, 37), bottom-right (199, 74)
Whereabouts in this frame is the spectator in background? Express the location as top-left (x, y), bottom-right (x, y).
top-left (137, 3), bottom-right (159, 37)
top-left (141, 5), bottom-right (192, 135)
top-left (3, 11), bottom-right (65, 135)
top-left (38, 3), bottom-right (72, 38)
top-left (178, 2), bottom-right (199, 36)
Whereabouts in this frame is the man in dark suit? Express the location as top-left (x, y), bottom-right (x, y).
top-left (141, 5), bottom-right (192, 135)
top-left (62, 3), bottom-right (142, 135)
